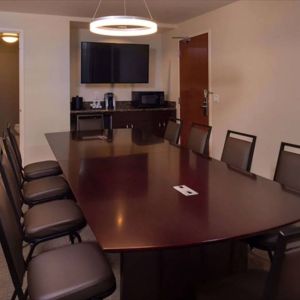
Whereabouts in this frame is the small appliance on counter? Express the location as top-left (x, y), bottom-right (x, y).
top-left (71, 96), bottom-right (83, 110)
top-left (132, 91), bottom-right (165, 108)
top-left (104, 92), bottom-right (116, 110)
top-left (90, 100), bottom-right (102, 109)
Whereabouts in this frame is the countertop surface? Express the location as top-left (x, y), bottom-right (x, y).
top-left (71, 100), bottom-right (176, 114)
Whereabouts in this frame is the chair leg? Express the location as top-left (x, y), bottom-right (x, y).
top-left (25, 244), bottom-right (37, 265)
top-left (73, 232), bottom-right (82, 243)
top-left (24, 287), bottom-right (29, 299)
top-left (268, 250), bottom-right (273, 261)
top-left (69, 234), bottom-right (75, 244)
top-left (11, 287), bottom-right (27, 300)
top-left (11, 290), bottom-right (17, 300)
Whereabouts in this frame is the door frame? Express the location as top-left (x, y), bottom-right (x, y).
top-left (178, 29), bottom-right (213, 150)
top-left (0, 28), bottom-right (24, 158)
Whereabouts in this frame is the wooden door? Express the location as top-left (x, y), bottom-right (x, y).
top-left (180, 33), bottom-right (209, 146)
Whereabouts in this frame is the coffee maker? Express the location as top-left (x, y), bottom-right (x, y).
top-left (71, 96), bottom-right (83, 110)
top-left (104, 92), bottom-right (115, 110)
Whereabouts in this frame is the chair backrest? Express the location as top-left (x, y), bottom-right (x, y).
top-left (0, 141), bottom-right (23, 219)
top-left (2, 133), bottom-right (23, 186)
top-left (0, 176), bottom-right (26, 299)
top-left (164, 118), bottom-right (182, 144)
top-left (274, 142), bottom-right (300, 192)
top-left (221, 130), bottom-right (257, 172)
top-left (264, 229), bottom-right (300, 300)
top-left (187, 123), bottom-right (212, 155)
top-left (6, 124), bottom-right (23, 169)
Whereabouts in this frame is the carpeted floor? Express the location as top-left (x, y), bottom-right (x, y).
top-left (0, 224), bottom-right (269, 300)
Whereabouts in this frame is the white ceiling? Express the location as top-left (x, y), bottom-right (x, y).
top-left (0, 0), bottom-right (236, 24)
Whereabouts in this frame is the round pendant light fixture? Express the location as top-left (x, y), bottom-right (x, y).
top-left (1, 33), bottom-right (18, 43)
top-left (90, 16), bottom-right (157, 37)
top-left (90, 0), bottom-right (157, 37)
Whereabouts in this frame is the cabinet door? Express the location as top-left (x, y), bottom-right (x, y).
top-left (112, 112), bottom-right (136, 128)
top-left (151, 111), bottom-right (177, 137)
top-left (112, 110), bottom-right (177, 132)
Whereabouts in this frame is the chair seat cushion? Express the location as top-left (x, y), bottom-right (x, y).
top-left (24, 200), bottom-right (86, 240)
top-left (24, 160), bottom-right (62, 181)
top-left (28, 242), bottom-right (116, 300)
top-left (247, 222), bottom-right (300, 251)
top-left (23, 176), bottom-right (69, 205)
top-left (196, 270), bottom-right (267, 300)
top-left (247, 232), bottom-right (278, 251)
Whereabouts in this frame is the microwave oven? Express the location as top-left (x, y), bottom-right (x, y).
top-left (132, 91), bottom-right (165, 108)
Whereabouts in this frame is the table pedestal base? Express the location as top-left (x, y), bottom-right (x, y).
top-left (120, 241), bottom-right (247, 300)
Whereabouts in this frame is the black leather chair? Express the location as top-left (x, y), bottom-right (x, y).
top-left (248, 142), bottom-right (300, 259)
top-left (164, 118), bottom-right (182, 144)
top-left (0, 146), bottom-right (86, 262)
top-left (2, 136), bottom-right (70, 205)
top-left (6, 124), bottom-right (62, 181)
top-left (221, 130), bottom-right (257, 172)
top-left (196, 228), bottom-right (300, 300)
top-left (187, 123), bottom-right (212, 156)
top-left (0, 179), bottom-right (116, 300)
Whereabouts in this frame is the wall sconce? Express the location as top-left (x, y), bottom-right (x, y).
top-left (2, 33), bottom-right (19, 43)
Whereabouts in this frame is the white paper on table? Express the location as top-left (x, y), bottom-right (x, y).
top-left (173, 185), bottom-right (198, 196)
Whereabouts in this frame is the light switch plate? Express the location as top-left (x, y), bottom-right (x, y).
top-left (213, 94), bottom-right (220, 103)
top-left (173, 185), bottom-right (198, 196)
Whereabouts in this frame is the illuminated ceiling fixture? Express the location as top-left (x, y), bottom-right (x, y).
top-left (1, 33), bottom-right (19, 43)
top-left (90, 0), bottom-right (157, 37)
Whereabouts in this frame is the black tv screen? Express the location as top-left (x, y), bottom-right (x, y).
top-left (81, 42), bottom-right (149, 84)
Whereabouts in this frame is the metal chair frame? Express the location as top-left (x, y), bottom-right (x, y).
top-left (188, 122), bottom-right (212, 156)
top-left (0, 191), bottom-right (106, 300)
top-left (273, 142), bottom-right (300, 181)
top-left (0, 148), bottom-right (84, 264)
top-left (164, 117), bottom-right (182, 145)
top-left (221, 130), bottom-right (257, 172)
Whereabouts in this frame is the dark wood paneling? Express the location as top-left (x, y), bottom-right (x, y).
top-left (180, 33), bottom-right (209, 146)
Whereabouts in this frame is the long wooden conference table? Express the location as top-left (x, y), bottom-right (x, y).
top-left (46, 129), bottom-right (300, 300)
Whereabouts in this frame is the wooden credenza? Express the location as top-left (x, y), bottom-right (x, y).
top-left (71, 101), bottom-right (176, 136)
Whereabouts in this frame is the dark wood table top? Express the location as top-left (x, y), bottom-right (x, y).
top-left (46, 129), bottom-right (300, 252)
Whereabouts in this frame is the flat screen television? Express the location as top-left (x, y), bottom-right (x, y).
top-left (81, 42), bottom-right (149, 84)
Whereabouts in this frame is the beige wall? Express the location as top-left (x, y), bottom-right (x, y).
top-left (162, 0), bottom-right (300, 179)
top-left (0, 39), bottom-right (19, 134)
top-left (1, 1), bottom-right (299, 178)
top-left (0, 11), bottom-right (71, 163)
top-left (70, 26), bottom-right (164, 102)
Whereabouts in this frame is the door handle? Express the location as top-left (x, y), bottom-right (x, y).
top-left (202, 89), bottom-right (213, 116)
